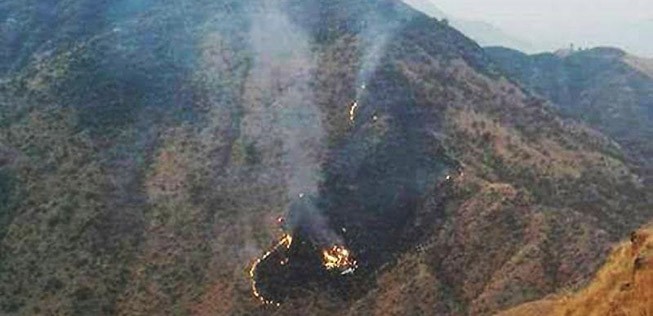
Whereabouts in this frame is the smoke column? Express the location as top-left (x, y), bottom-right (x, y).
top-left (246, 2), bottom-right (324, 199)
top-left (245, 2), bottom-right (341, 246)
top-left (355, 11), bottom-right (401, 103)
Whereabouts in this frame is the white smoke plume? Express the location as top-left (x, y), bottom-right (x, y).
top-left (245, 2), bottom-right (325, 200)
top-left (355, 12), bottom-right (402, 102)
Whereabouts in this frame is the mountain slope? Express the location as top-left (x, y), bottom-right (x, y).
top-left (487, 46), bottom-right (653, 185)
top-left (624, 54), bottom-right (653, 79)
top-left (498, 225), bottom-right (653, 316)
top-left (0, 1), bottom-right (651, 315)
top-left (399, 0), bottom-right (447, 18)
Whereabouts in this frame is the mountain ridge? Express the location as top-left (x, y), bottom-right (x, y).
top-left (0, 0), bottom-right (651, 315)
top-left (487, 45), bottom-right (653, 186)
top-left (400, 0), bottom-right (534, 53)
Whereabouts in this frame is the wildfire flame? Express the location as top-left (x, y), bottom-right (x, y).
top-left (322, 245), bottom-right (358, 273)
top-left (349, 101), bottom-right (359, 122)
top-left (249, 210), bottom-right (359, 306)
top-left (249, 234), bottom-right (293, 306)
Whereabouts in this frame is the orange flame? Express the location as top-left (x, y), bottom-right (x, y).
top-left (249, 234), bottom-right (293, 306)
top-left (349, 101), bottom-right (359, 122)
top-left (249, 233), bottom-right (358, 306)
top-left (322, 245), bottom-right (358, 273)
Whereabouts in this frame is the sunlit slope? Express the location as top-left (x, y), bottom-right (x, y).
top-left (498, 225), bottom-right (653, 316)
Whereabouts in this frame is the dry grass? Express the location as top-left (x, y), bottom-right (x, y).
top-left (449, 108), bottom-right (619, 179)
top-left (498, 226), bottom-right (653, 316)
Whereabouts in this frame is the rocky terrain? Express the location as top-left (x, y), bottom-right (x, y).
top-left (0, 0), bottom-right (651, 315)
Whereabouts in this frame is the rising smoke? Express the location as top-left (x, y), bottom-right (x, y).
top-left (244, 2), bottom-right (346, 253)
top-left (355, 12), bottom-right (401, 103)
top-left (245, 0), bottom-right (458, 305)
top-left (246, 2), bottom-right (324, 200)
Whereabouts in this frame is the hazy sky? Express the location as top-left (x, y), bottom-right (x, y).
top-left (432, 0), bottom-right (653, 56)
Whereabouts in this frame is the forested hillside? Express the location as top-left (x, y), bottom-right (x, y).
top-left (0, 1), bottom-right (650, 315)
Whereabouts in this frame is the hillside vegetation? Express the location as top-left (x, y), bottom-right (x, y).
top-left (486, 46), bottom-right (653, 185)
top-left (499, 225), bottom-right (653, 316)
top-left (0, 1), bottom-right (651, 315)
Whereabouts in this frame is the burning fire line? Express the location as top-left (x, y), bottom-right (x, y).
top-left (249, 232), bottom-right (358, 305)
top-left (249, 234), bottom-right (293, 306)
top-left (349, 101), bottom-right (359, 122)
top-left (249, 211), bottom-right (358, 306)
top-left (349, 83), bottom-right (366, 123)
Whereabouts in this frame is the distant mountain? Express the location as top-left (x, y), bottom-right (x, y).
top-left (581, 19), bottom-right (653, 59)
top-left (450, 19), bottom-right (534, 53)
top-left (0, 0), bottom-right (651, 315)
top-left (401, 0), bottom-right (534, 52)
top-left (398, 0), bottom-right (447, 18)
top-left (487, 46), bottom-right (653, 185)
